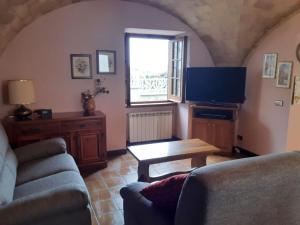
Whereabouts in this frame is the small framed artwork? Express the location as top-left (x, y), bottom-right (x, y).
top-left (276, 61), bottom-right (293, 88)
top-left (70, 54), bottom-right (92, 79)
top-left (292, 76), bottom-right (300, 104)
top-left (96, 50), bottom-right (116, 74)
top-left (262, 53), bottom-right (277, 78)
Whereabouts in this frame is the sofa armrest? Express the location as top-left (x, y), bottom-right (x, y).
top-left (0, 184), bottom-right (89, 225)
top-left (14, 138), bottom-right (67, 164)
top-left (120, 182), bottom-right (174, 225)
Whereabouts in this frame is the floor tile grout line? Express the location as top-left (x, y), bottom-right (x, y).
top-left (90, 201), bottom-right (100, 225)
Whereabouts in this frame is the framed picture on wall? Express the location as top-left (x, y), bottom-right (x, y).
top-left (70, 54), bottom-right (92, 79)
top-left (292, 76), bottom-right (300, 104)
top-left (262, 53), bottom-right (277, 78)
top-left (276, 61), bottom-right (293, 88)
top-left (96, 50), bottom-right (116, 74)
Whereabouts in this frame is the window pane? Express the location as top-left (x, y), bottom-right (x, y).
top-left (173, 60), bottom-right (177, 78)
top-left (129, 37), bottom-right (169, 102)
top-left (176, 78), bottom-right (181, 97)
top-left (172, 78), bottom-right (177, 95)
top-left (177, 41), bottom-right (183, 60)
top-left (173, 42), bottom-right (177, 59)
top-left (176, 59), bottom-right (182, 77)
top-left (168, 37), bottom-right (186, 102)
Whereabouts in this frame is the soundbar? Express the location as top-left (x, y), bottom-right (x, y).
top-left (193, 109), bottom-right (233, 120)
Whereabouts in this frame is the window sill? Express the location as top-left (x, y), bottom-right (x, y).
top-left (127, 102), bottom-right (177, 108)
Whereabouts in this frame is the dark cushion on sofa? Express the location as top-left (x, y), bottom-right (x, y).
top-left (140, 173), bottom-right (189, 213)
top-left (16, 153), bottom-right (79, 186)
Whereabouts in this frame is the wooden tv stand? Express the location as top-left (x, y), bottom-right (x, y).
top-left (188, 104), bottom-right (239, 153)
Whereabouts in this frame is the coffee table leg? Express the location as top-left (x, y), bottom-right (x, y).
top-left (137, 162), bottom-right (150, 182)
top-left (191, 155), bottom-right (207, 168)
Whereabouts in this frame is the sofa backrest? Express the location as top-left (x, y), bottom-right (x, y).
top-left (0, 123), bottom-right (9, 170)
top-left (0, 124), bottom-right (18, 205)
top-left (175, 151), bottom-right (300, 225)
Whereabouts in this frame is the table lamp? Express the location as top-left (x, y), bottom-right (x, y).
top-left (8, 80), bottom-right (36, 120)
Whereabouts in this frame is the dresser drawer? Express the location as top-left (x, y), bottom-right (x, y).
top-left (14, 123), bottom-right (60, 136)
top-left (61, 120), bottom-right (102, 131)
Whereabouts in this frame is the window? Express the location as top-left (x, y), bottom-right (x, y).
top-left (168, 37), bottom-right (187, 102)
top-left (125, 33), bottom-right (187, 106)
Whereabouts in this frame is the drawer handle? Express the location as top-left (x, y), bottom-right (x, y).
top-left (26, 128), bottom-right (42, 133)
top-left (79, 124), bottom-right (86, 128)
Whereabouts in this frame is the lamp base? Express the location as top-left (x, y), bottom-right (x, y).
top-left (14, 105), bottom-right (32, 120)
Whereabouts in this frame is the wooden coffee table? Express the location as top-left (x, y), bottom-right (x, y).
top-left (128, 139), bottom-right (220, 182)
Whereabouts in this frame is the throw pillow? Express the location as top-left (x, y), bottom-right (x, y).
top-left (140, 173), bottom-right (189, 213)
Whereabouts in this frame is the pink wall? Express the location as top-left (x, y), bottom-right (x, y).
top-left (238, 12), bottom-right (300, 154)
top-left (177, 40), bottom-right (214, 139)
top-left (0, 0), bottom-right (213, 150)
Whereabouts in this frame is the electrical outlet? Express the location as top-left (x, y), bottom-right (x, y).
top-left (274, 100), bottom-right (284, 107)
top-left (237, 135), bottom-right (243, 141)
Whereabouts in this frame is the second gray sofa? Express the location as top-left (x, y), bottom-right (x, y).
top-left (0, 124), bottom-right (91, 225)
top-left (121, 151), bottom-right (300, 225)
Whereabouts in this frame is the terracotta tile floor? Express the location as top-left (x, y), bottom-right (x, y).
top-left (85, 152), bottom-right (237, 225)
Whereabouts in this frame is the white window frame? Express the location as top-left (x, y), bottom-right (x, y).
top-left (125, 33), bottom-right (187, 106)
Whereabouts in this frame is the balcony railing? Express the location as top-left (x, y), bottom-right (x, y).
top-left (131, 75), bottom-right (167, 96)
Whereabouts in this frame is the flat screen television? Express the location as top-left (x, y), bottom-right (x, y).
top-left (185, 67), bottom-right (246, 104)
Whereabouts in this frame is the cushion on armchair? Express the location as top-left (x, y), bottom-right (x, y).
top-left (140, 173), bottom-right (189, 213)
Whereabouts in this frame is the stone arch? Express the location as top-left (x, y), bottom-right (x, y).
top-left (1, 0), bottom-right (300, 66)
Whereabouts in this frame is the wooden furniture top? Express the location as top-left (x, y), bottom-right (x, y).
top-left (4, 111), bottom-right (105, 123)
top-left (128, 139), bottom-right (220, 164)
top-left (190, 104), bottom-right (240, 111)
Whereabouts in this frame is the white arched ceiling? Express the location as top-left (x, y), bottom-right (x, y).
top-left (0, 0), bottom-right (300, 65)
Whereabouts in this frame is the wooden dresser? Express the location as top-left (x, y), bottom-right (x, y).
top-left (4, 111), bottom-right (107, 172)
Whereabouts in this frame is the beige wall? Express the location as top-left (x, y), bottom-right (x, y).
top-left (238, 12), bottom-right (300, 154)
top-left (0, 0), bottom-right (213, 151)
top-left (286, 106), bottom-right (300, 150)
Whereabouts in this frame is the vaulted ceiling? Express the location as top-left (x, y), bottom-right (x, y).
top-left (0, 0), bottom-right (300, 65)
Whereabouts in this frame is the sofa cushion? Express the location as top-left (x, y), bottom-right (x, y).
top-left (0, 124), bottom-right (10, 172)
top-left (140, 173), bottom-right (189, 213)
top-left (16, 153), bottom-right (79, 186)
top-left (14, 138), bottom-right (67, 164)
top-left (1, 171), bottom-right (90, 225)
top-left (14, 170), bottom-right (87, 200)
top-left (0, 149), bottom-right (18, 205)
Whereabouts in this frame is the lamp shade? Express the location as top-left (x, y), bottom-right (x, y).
top-left (8, 80), bottom-right (36, 105)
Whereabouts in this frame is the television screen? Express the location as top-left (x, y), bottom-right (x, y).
top-left (185, 67), bottom-right (246, 104)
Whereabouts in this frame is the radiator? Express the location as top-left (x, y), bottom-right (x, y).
top-left (128, 111), bottom-right (173, 143)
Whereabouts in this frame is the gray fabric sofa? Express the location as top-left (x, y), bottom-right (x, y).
top-left (0, 124), bottom-right (92, 225)
top-left (121, 151), bottom-right (300, 225)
